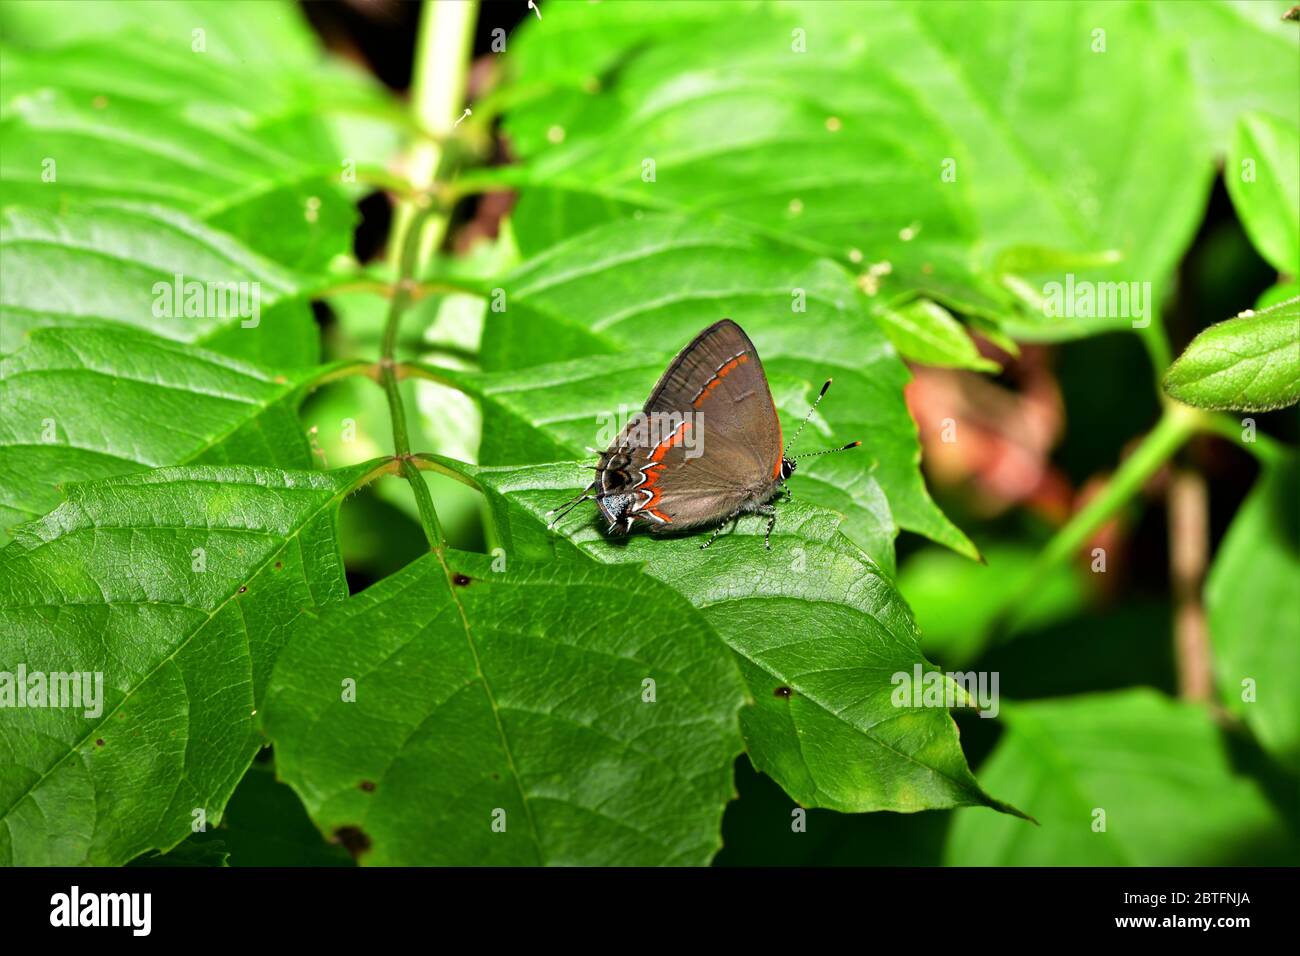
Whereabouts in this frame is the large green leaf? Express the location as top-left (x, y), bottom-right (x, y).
top-left (1206, 458), bottom-right (1300, 763)
top-left (500, 0), bottom-right (1000, 319)
top-left (459, 213), bottom-right (971, 564)
top-left (0, 0), bottom-right (404, 274)
top-left (1163, 296), bottom-right (1300, 412)
top-left (0, 0), bottom-right (320, 66)
top-left (265, 549), bottom-right (746, 865)
top-left (1226, 111), bottom-right (1300, 276)
top-left (861, 0), bottom-right (1210, 341)
top-left (1155, 0), bottom-right (1300, 152)
top-left (0, 461), bottom-right (374, 865)
top-left (0, 81), bottom-right (355, 275)
top-left (0, 202), bottom-right (320, 367)
top-left (945, 690), bottom-right (1288, 865)
top-left (0, 326), bottom-right (322, 542)
top-left (500, 0), bottom-right (1220, 341)
top-left (426, 457), bottom-right (1023, 820)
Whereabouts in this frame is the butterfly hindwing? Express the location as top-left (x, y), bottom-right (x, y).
top-left (597, 320), bottom-right (784, 532)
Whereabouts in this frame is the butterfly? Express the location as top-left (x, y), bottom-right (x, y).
top-left (548, 319), bottom-right (859, 549)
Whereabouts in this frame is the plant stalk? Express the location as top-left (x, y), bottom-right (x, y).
top-left (375, 0), bottom-right (479, 551)
top-left (389, 0), bottom-right (479, 271)
top-left (993, 403), bottom-right (1200, 632)
top-left (381, 203), bottom-right (446, 549)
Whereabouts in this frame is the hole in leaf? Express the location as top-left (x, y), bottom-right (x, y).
top-left (352, 191), bottom-right (393, 264)
top-left (331, 825), bottom-right (372, 860)
top-left (335, 483), bottom-right (430, 596)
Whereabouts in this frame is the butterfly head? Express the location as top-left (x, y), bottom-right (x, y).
top-left (779, 457), bottom-right (796, 481)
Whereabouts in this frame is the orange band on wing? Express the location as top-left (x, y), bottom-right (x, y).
top-left (637, 420), bottom-right (692, 523)
top-left (692, 353), bottom-right (749, 409)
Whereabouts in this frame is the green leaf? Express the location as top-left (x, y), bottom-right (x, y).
top-left (1226, 111), bottom-right (1300, 276)
top-left (461, 213), bottom-right (972, 564)
top-left (0, 0), bottom-right (404, 275)
top-left (876, 299), bottom-right (1000, 372)
top-left (0, 0), bottom-right (320, 66)
top-left (898, 543), bottom-right (1088, 667)
top-left (427, 457), bottom-right (1023, 820)
top-left (945, 690), bottom-right (1288, 865)
top-left (1163, 296), bottom-right (1300, 412)
top-left (0, 25), bottom-right (403, 169)
top-left (265, 549), bottom-right (746, 865)
top-left (0, 462), bottom-right (374, 865)
top-left (0, 202), bottom-right (321, 367)
top-left (0, 84), bottom-right (356, 275)
top-left (0, 327), bottom-right (320, 542)
top-left (500, 0), bottom-right (1222, 341)
top-left (501, 1), bottom-right (1001, 318)
top-left (1207, 457), bottom-right (1300, 763)
top-left (1258, 280), bottom-right (1300, 310)
top-left (1154, 0), bottom-right (1300, 152)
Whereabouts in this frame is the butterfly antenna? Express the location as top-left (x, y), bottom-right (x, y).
top-left (793, 441), bottom-right (861, 461)
top-left (546, 482), bottom-right (596, 528)
top-left (785, 379), bottom-right (833, 455)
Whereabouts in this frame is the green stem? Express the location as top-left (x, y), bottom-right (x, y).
top-left (1200, 411), bottom-right (1288, 465)
top-left (995, 403), bottom-right (1200, 631)
top-left (389, 0), bottom-right (479, 271)
top-left (413, 453), bottom-right (485, 493)
top-left (373, 0), bottom-right (478, 550)
top-left (301, 358), bottom-right (378, 390)
top-left (381, 201), bottom-right (446, 548)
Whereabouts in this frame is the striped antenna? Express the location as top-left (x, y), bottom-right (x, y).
top-left (785, 378), bottom-right (833, 454)
top-left (793, 441), bottom-right (861, 461)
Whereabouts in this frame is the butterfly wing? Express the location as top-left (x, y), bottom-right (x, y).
top-left (597, 319), bottom-right (784, 532)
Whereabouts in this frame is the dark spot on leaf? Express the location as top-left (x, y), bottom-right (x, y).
top-left (491, 773), bottom-right (501, 781)
top-left (332, 825), bottom-right (372, 859)
top-left (453, 573), bottom-right (472, 587)
top-left (95, 738), bottom-right (105, 747)
top-left (774, 686), bottom-right (793, 698)
top-left (238, 585), bottom-right (248, 593)
top-left (359, 780), bottom-right (376, 792)
top-left (274, 561), bottom-right (283, 570)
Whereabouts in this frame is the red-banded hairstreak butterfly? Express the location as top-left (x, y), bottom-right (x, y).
top-left (548, 319), bottom-right (860, 549)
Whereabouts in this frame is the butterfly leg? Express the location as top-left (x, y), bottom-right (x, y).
top-left (763, 507), bottom-right (778, 550)
top-left (760, 487), bottom-right (792, 550)
top-left (700, 507), bottom-right (745, 550)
